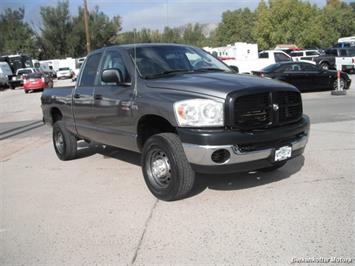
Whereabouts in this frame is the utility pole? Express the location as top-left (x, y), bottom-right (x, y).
top-left (83, 0), bottom-right (91, 53)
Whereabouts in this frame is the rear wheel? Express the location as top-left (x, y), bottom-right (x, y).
top-left (142, 133), bottom-right (195, 201)
top-left (320, 62), bottom-right (329, 70)
top-left (53, 121), bottom-right (77, 160)
top-left (24, 90), bottom-right (29, 94)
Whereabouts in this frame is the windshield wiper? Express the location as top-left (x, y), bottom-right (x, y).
top-left (193, 68), bottom-right (227, 73)
top-left (144, 69), bottom-right (192, 79)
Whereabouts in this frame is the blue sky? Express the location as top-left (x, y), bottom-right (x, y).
top-left (1, 0), bottom-right (353, 31)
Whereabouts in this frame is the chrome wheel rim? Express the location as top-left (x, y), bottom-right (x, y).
top-left (334, 79), bottom-right (345, 90)
top-left (54, 131), bottom-right (64, 154)
top-left (146, 148), bottom-right (171, 189)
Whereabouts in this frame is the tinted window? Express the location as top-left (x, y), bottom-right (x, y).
top-left (325, 49), bottom-right (337, 56)
top-left (27, 73), bottom-right (44, 79)
top-left (301, 63), bottom-right (319, 71)
top-left (339, 49), bottom-right (347, 56)
top-left (17, 69), bottom-right (32, 75)
top-left (291, 52), bottom-right (303, 57)
top-left (305, 51), bottom-right (319, 56)
top-left (259, 52), bottom-right (269, 58)
top-left (79, 53), bottom-right (102, 87)
top-left (284, 64), bottom-right (302, 72)
top-left (275, 53), bottom-right (291, 62)
top-left (101, 50), bottom-right (130, 83)
top-left (59, 67), bottom-right (70, 71)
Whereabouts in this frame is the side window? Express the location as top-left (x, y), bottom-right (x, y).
top-left (259, 52), bottom-right (269, 59)
top-left (339, 49), bottom-right (347, 56)
top-left (101, 50), bottom-right (130, 83)
top-left (291, 52), bottom-right (303, 57)
top-left (275, 53), bottom-right (291, 62)
top-left (284, 64), bottom-right (302, 72)
top-left (79, 53), bottom-right (102, 87)
top-left (305, 51), bottom-right (319, 56)
top-left (301, 63), bottom-right (319, 72)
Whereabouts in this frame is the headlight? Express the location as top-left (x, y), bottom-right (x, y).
top-left (174, 99), bottom-right (224, 127)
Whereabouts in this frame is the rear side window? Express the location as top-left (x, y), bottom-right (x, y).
top-left (284, 64), bottom-right (302, 72)
top-left (275, 53), bottom-right (291, 62)
top-left (305, 51), bottom-right (319, 56)
top-left (259, 52), bottom-right (269, 59)
top-left (291, 52), bottom-right (303, 57)
top-left (79, 53), bottom-right (102, 87)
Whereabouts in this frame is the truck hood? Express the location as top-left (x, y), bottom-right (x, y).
top-left (145, 72), bottom-right (297, 99)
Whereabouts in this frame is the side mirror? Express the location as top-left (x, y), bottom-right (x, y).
top-left (101, 69), bottom-right (123, 84)
top-left (229, 65), bottom-right (239, 73)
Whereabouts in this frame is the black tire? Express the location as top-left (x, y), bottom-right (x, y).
top-left (142, 133), bottom-right (195, 201)
top-left (10, 85), bottom-right (15, 90)
top-left (24, 90), bottom-right (29, 94)
top-left (320, 62), bottom-right (329, 70)
top-left (333, 77), bottom-right (345, 90)
top-left (52, 121), bottom-right (77, 160)
top-left (259, 161), bottom-right (287, 172)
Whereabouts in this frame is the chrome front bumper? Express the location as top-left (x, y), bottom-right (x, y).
top-left (182, 134), bottom-right (309, 166)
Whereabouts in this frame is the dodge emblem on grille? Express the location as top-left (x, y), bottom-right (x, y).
top-left (272, 104), bottom-right (279, 111)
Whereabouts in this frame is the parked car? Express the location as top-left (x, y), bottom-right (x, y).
top-left (56, 67), bottom-right (73, 79)
top-left (224, 50), bottom-right (292, 73)
top-left (0, 62), bottom-right (13, 88)
top-left (252, 61), bottom-right (351, 91)
top-left (41, 43), bottom-right (310, 201)
top-left (10, 68), bottom-right (38, 89)
top-left (290, 50), bottom-right (321, 61)
top-left (23, 72), bottom-right (53, 93)
top-left (313, 48), bottom-right (355, 70)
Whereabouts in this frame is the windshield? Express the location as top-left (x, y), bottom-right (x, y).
top-left (17, 69), bottom-right (32, 75)
top-left (59, 67), bottom-right (70, 71)
top-left (128, 45), bottom-right (231, 78)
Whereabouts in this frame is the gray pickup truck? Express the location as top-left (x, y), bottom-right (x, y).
top-left (41, 44), bottom-right (310, 201)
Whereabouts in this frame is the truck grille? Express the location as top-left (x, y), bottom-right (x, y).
top-left (230, 91), bottom-right (302, 130)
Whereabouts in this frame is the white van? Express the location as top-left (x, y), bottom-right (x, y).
top-left (0, 62), bottom-right (13, 88)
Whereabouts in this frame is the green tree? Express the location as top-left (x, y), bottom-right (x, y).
top-left (253, 0), bottom-right (325, 49)
top-left (70, 6), bottom-right (122, 57)
top-left (39, 0), bottom-right (73, 59)
top-left (182, 23), bottom-right (207, 46)
top-left (317, 0), bottom-right (355, 48)
top-left (0, 8), bottom-right (38, 56)
top-left (215, 8), bottom-right (256, 46)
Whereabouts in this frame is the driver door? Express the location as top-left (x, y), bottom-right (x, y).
top-left (91, 48), bottom-right (137, 151)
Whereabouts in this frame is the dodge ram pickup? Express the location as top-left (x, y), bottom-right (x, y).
top-left (41, 44), bottom-right (310, 201)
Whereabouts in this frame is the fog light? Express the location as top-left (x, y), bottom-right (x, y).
top-left (211, 149), bottom-right (230, 164)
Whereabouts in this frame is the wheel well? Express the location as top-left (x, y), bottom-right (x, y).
top-left (137, 115), bottom-right (176, 150)
top-left (51, 107), bottom-right (63, 124)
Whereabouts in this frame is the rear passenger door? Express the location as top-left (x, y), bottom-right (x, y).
top-left (73, 52), bottom-right (103, 139)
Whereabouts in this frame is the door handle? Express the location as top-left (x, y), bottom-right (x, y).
top-left (94, 94), bottom-right (103, 100)
top-left (73, 93), bottom-right (81, 99)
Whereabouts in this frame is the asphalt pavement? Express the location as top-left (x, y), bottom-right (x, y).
top-left (1, 77), bottom-right (354, 265)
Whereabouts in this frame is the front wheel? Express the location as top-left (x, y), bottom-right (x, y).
top-left (142, 133), bottom-right (195, 201)
top-left (53, 121), bottom-right (77, 160)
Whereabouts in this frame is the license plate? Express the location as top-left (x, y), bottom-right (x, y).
top-left (275, 146), bottom-right (292, 161)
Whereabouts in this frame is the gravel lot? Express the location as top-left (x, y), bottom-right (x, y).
top-left (1, 77), bottom-right (354, 265)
